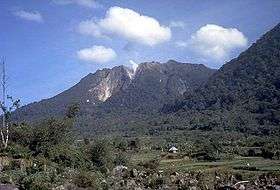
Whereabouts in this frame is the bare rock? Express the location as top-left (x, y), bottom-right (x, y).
top-left (0, 184), bottom-right (19, 190)
top-left (131, 168), bottom-right (138, 178)
top-left (112, 165), bottom-right (128, 177)
top-left (238, 184), bottom-right (245, 190)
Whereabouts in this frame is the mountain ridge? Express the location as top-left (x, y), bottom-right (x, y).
top-left (13, 60), bottom-right (216, 124)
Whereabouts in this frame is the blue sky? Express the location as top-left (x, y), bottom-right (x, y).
top-left (0, 0), bottom-right (280, 105)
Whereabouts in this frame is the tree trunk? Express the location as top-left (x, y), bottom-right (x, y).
top-left (1, 58), bottom-right (8, 149)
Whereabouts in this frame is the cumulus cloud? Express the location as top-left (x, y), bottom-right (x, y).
top-left (78, 6), bottom-right (171, 46)
top-left (13, 10), bottom-right (43, 23)
top-left (123, 42), bottom-right (135, 52)
top-left (78, 20), bottom-right (104, 37)
top-left (175, 41), bottom-right (188, 48)
top-left (170, 21), bottom-right (185, 29)
top-left (52, 0), bottom-right (100, 8)
top-left (190, 24), bottom-right (248, 60)
top-left (77, 45), bottom-right (116, 63)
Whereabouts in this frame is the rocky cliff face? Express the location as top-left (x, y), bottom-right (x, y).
top-left (87, 66), bottom-right (132, 102)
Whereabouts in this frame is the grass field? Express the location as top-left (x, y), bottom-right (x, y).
top-left (160, 157), bottom-right (280, 171)
top-left (130, 150), bottom-right (280, 175)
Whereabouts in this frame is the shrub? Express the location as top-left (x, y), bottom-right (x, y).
top-left (72, 171), bottom-right (102, 190)
top-left (9, 124), bottom-right (33, 147)
top-left (3, 144), bottom-right (31, 159)
top-left (89, 139), bottom-right (114, 172)
top-left (141, 159), bottom-right (160, 171)
top-left (114, 152), bottom-right (129, 166)
top-left (0, 170), bottom-right (27, 185)
top-left (261, 148), bottom-right (274, 159)
top-left (148, 176), bottom-right (165, 189)
top-left (113, 137), bottom-right (128, 151)
top-left (48, 144), bottom-right (88, 169)
top-left (21, 171), bottom-right (60, 190)
top-left (233, 166), bottom-right (259, 171)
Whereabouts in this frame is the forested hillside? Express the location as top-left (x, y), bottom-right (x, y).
top-left (163, 23), bottom-right (280, 135)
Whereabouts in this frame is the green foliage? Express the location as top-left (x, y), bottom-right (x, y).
top-left (89, 139), bottom-right (114, 173)
top-left (48, 144), bottom-right (89, 169)
top-left (128, 138), bottom-right (141, 149)
top-left (21, 171), bottom-right (61, 190)
top-left (114, 152), bottom-right (129, 166)
top-left (27, 118), bottom-right (74, 157)
top-left (72, 171), bottom-right (102, 190)
top-left (9, 124), bottom-right (33, 147)
top-left (1, 170), bottom-right (63, 190)
top-left (190, 138), bottom-right (221, 161)
top-left (261, 141), bottom-right (280, 159)
top-left (147, 175), bottom-right (165, 189)
top-left (1, 143), bottom-right (31, 159)
top-left (0, 95), bottom-right (20, 123)
top-left (65, 103), bottom-right (80, 119)
top-left (0, 170), bottom-right (26, 185)
top-left (113, 137), bottom-right (128, 151)
top-left (141, 159), bottom-right (160, 171)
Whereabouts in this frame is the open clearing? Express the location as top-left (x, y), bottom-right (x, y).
top-left (131, 151), bottom-right (280, 174)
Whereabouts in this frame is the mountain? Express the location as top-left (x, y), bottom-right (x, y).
top-left (13, 60), bottom-right (216, 129)
top-left (102, 60), bottom-right (215, 113)
top-left (13, 65), bottom-right (132, 122)
top-left (165, 23), bottom-right (280, 135)
top-left (13, 23), bottom-right (280, 136)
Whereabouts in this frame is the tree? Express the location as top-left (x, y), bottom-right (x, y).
top-left (89, 139), bottom-right (114, 173)
top-left (65, 103), bottom-right (80, 119)
top-left (0, 58), bottom-right (20, 149)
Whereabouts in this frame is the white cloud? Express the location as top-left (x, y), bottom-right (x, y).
top-left (77, 45), bottom-right (116, 63)
top-left (78, 20), bottom-right (104, 37)
top-left (52, 0), bottom-right (100, 8)
top-left (13, 10), bottom-right (43, 23)
top-left (129, 60), bottom-right (138, 72)
top-left (175, 41), bottom-right (188, 48)
top-left (170, 21), bottom-right (185, 29)
top-left (190, 24), bottom-right (248, 60)
top-left (78, 6), bottom-right (171, 46)
top-left (126, 60), bottom-right (139, 79)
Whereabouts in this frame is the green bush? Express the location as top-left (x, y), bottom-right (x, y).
top-left (113, 137), bottom-right (128, 151)
top-left (3, 144), bottom-right (31, 159)
top-left (233, 166), bottom-right (259, 171)
top-left (48, 144), bottom-right (88, 169)
top-left (89, 139), bottom-right (114, 172)
top-left (148, 176), bottom-right (165, 189)
top-left (141, 159), bottom-right (160, 171)
top-left (114, 152), bottom-right (129, 166)
top-left (0, 170), bottom-right (27, 185)
top-left (21, 171), bottom-right (60, 190)
top-left (72, 171), bottom-right (102, 190)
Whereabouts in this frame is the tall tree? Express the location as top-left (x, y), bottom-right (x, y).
top-left (0, 58), bottom-right (20, 149)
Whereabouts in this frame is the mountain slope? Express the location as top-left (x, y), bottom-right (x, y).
top-left (13, 61), bottom-right (216, 126)
top-left (103, 60), bottom-right (215, 113)
top-left (165, 23), bottom-right (280, 134)
top-left (13, 66), bottom-right (132, 122)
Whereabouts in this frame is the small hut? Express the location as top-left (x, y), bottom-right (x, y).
top-left (169, 146), bottom-right (178, 153)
